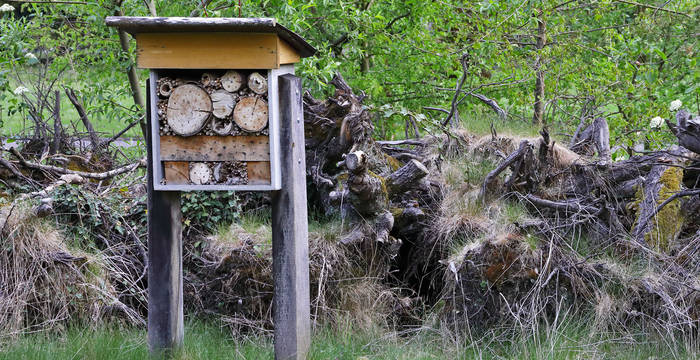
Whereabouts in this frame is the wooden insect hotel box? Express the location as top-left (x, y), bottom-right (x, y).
top-left (106, 17), bottom-right (316, 190)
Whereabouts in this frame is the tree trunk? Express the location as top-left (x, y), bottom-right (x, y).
top-left (532, 8), bottom-right (546, 125)
top-left (114, 7), bottom-right (147, 140)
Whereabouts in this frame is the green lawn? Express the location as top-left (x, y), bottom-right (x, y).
top-left (0, 320), bottom-right (693, 360)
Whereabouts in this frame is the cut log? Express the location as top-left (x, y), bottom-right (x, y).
top-left (211, 118), bottom-right (233, 136)
top-left (247, 72), bottom-right (268, 95)
top-left (158, 80), bottom-right (173, 97)
top-left (166, 84), bottom-right (212, 136)
top-left (345, 151), bottom-right (368, 174)
top-left (211, 90), bottom-right (236, 119)
top-left (221, 70), bottom-right (244, 92)
top-left (386, 159), bottom-right (429, 194)
top-left (189, 162), bottom-right (211, 185)
top-left (233, 97), bottom-right (268, 132)
top-left (201, 72), bottom-right (216, 87)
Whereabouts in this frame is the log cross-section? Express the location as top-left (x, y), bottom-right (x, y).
top-left (233, 97), bottom-right (269, 132)
top-left (166, 84), bottom-right (212, 136)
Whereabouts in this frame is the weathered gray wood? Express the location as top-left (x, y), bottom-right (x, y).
top-left (146, 80), bottom-right (184, 355)
top-left (386, 159), bottom-right (429, 194)
top-left (271, 74), bottom-right (310, 360)
top-left (104, 16), bottom-right (317, 58)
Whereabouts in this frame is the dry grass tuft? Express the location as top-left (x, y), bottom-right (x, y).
top-left (0, 202), bottom-right (137, 339)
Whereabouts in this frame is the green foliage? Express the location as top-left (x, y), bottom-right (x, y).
top-left (1, 0), bottom-right (697, 145)
top-left (181, 191), bottom-right (241, 233)
top-left (50, 184), bottom-right (147, 250)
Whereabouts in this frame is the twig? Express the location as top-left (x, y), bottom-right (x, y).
top-left (10, 148), bottom-right (144, 180)
top-left (96, 116), bottom-right (143, 151)
top-left (613, 0), bottom-right (691, 17)
top-left (524, 194), bottom-right (599, 215)
top-left (481, 140), bottom-right (530, 198)
top-left (64, 87), bottom-right (99, 150)
top-left (442, 53), bottom-right (470, 127)
top-left (635, 189), bottom-right (700, 236)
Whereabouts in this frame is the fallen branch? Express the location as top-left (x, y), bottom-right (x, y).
top-left (524, 194), bottom-right (599, 214)
top-left (634, 188), bottom-right (700, 241)
top-left (10, 148), bottom-right (144, 180)
top-left (481, 140), bottom-right (529, 198)
top-left (96, 115), bottom-right (143, 151)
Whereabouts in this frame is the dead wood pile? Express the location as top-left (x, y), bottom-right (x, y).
top-left (1, 74), bottom-right (699, 339)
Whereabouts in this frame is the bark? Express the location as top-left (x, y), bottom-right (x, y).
top-left (570, 117), bottom-right (611, 163)
top-left (211, 90), bottom-right (236, 119)
top-left (666, 110), bottom-right (700, 155)
top-left (386, 159), bottom-right (429, 195)
top-left (532, 8), bottom-right (546, 125)
top-left (65, 88), bottom-right (99, 149)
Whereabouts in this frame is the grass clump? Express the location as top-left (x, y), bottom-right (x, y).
top-left (0, 318), bottom-right (693, 359)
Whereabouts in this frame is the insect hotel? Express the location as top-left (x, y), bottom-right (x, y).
top-left (106, 16), bottom-right (316, 191)
top-left (106, 17), bottom-right (316, 360)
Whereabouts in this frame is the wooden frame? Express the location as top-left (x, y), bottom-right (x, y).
top-left (149, 68), bottom-right (291, 191)
top-left (135, 32), bottom-right (301, 69)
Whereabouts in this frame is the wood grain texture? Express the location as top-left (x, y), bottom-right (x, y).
top-left (160, 135), bottom-right (269, 162)
top-left (163, 161), bottom-right (189, 184)
top-left (105, 17), bottom-right (317, 58)
top-left (146, 81), bottom-right (184, 354)
top-left (166, 84), bottom-right (212, 136)
top-left (136, 32), bottom-right (279, 69)
top-left (233, 97), bottom-right (269, 132)
top-left (247, 161), bottom-right (271, 184)
top-left (278, 37), bottom-right (301, 65)
top-left (271, 74), bottom-right (310, 360)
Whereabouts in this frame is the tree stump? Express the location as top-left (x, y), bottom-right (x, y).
top-left (233, 97), bottom-right (268, 132)
top-left (166, 84), bottom-right (212, 136)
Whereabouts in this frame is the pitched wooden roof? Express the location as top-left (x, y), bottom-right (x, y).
top-left (105, 17), bottom-right (316, 58)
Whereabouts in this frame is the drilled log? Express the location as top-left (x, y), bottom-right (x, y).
top-left (233, 97), bottom-right (268, 132)
top-left (189, 162), bottom-right (212, 185)
top-left (247, 72), bottom-right (268, 95)
top-left (166, 84), bottom-right (212, 136)
top-left (221, 70), bottom-right (244, 92)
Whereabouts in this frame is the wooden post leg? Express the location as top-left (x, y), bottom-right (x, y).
top-left (272, 74), bottom-right (311, 360)
top-left (146, 80), bottom-right (184, 355)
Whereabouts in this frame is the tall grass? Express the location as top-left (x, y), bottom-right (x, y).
top-left (0, 318), bottom-right (693, 359)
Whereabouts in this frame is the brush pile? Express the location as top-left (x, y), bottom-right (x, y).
top-left (1, 74), bottom-right (698, 341)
